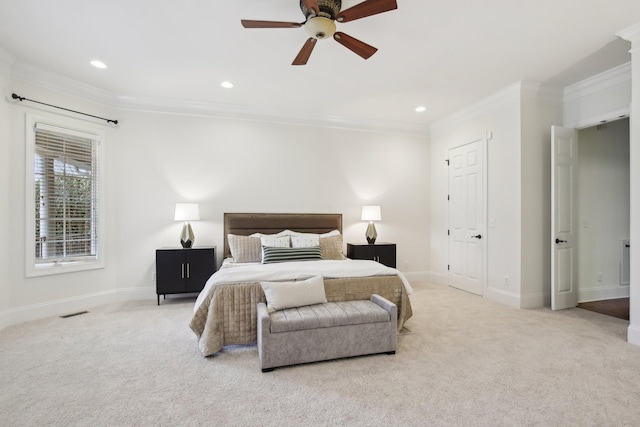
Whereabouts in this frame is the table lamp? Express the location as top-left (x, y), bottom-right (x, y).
top-left (361, 205), bottom-right (381, 244)
top-left (174, 203), bottom-right (200, 248)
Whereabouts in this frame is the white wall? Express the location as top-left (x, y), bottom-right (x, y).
top-left (113, 111), bottom-right (430, 292)
top-left (0, 76), bottom-right (430, 329)
top-left (617, 23), bottom-right (640, 346)
top-left (0, 49), bottom-right (11, 315)
top-left (520, 87), bottom-right (563, 307)
top-left (431, 83), bottom-right (522, 304)
top-left (577, 119), bottom-right (630, 301)
top-left (430, 82), bottom-right (562, 308)
top-left (1, 79), bottom-right (121, 328)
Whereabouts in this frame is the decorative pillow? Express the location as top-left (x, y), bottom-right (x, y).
top-left (262, 246), bottom-right (322, 264)
top-left (319, 234), bottom-right (346, 260)
top-left (285, 230), bottom-right (341, 237)
top-left (291, 234), bottom-right (320, 248)
top-left (250, 232), bottom-right (279, 238)
top-left (260, 276), bottom-right (327, 313)
top-left (260, 235), bottom-right (290, 248)
top-left (227, 234), bottom-right (261, 263)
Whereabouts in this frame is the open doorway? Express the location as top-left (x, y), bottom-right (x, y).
top-left (576, 117), bottom-right (630, 320)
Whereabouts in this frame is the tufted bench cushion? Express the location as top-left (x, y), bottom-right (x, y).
top-left (269, 300), bottom-right (391, 333)
top-left (258, 294), bottom-right (397, 371)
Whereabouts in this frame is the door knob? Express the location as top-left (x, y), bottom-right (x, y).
top-left (471, 234), bottom-right (482, 239)
top-left (555, 238), bottom-right (567, 244)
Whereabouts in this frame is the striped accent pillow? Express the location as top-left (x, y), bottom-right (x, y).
top-left (262, 246), bottom-right (322, 264)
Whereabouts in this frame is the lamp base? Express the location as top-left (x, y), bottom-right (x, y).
top-left (180, 222), bottom-right (195, 248)
top-left (365, 222), bottom-right (377, 244)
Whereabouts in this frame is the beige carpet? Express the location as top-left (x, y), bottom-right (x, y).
top-left (1, 281), bottom-right (639, 426)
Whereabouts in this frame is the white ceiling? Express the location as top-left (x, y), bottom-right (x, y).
top-left (1, 0), bottom-right (640, 134)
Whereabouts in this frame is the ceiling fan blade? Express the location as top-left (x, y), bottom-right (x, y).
top-left (241, 20), bottom-right (302, 28)
top-left (333, 32), bottom-right (377, 60)
top-left (292, 38), bottom-right (317, 65)
top-left (336, 0), bottom-right (398, 23)
top-left (301, 0), bottom-right (320, 15)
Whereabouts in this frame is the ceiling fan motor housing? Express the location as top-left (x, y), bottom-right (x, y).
top-left (300, 0), bottom-right (341, 20)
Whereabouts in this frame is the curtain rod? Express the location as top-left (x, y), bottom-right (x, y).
top-left (11, 93), bottom-right (119, 125)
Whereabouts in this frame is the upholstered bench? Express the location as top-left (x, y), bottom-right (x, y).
top-left (257, 294), bottom-right (397, 372)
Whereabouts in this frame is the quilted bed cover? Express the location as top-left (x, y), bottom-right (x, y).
top-left (189, 259), bottom-right (413, 356)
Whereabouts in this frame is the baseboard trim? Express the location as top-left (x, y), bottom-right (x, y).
top-left (628, 324), bottom-right (640, 347)
top-left (0, 286), bottom-right (156, 331)
top-left (485, 286), bottom-right (521, 309)
top-left (403, 270), bottom-right (429, 283)
top-left (428, 271), bottom-right (448, 286)
top-left (579, 285), bottom-right (630, 303)
top-left (519, 291), bottom-right (550, 309)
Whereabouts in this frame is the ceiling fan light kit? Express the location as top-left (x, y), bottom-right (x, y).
top-left (241, 0), bottom-right (398, 65)
top-left (304, 17), bottom-right (336, 39)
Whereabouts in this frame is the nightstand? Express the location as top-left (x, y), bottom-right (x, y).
top-left (347, 243), bottom-right (396, 268)
top-left (155, 247), bottom-right (216, 305)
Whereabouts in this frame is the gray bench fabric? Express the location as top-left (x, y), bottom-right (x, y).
top-left (258, 294), bottom-right (397, 371)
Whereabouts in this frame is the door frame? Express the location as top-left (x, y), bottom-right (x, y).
top-left (552, 117), bottom-right (631, 309)
top-left (447, 135), bottom-right (489, 296)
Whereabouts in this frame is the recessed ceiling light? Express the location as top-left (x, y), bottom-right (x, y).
top-left (415, 106), bottom-right (426, 113)
top-left (221, 81), bottom-right (234, 89)
top-left (90, 60), bottom-right (107, 69)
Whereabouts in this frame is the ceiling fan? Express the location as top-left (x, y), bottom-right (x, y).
top-left (241, 0), bottom-right (398, 65)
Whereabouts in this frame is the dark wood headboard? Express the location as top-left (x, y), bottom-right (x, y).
top-left (223, 213), bottom-right (342, 258)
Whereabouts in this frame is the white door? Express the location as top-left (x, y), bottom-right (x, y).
top-left (448, 138), bottom-right (485, 296)
top-left (551, 126), bottom-right (578, 310)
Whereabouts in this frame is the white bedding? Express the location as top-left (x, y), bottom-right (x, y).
top-left (194, 259), bottom-right (413, 312)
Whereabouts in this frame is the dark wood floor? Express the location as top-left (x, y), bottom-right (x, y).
top-left (578, 298), bottom-right (629, 320)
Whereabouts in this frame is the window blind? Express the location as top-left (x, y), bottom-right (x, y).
top-left (34, 123), bottom-right (99, 263)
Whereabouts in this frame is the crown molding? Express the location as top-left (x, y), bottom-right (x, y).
top-left (520, 81), bottom-right (563, 103)
top-left (8, 58), bottom-right (428, 137)
top-left (10, 61), bottom-right (117, 107)
top-left (430, 81), bottom-right (523, 135)
top-left (617, 23), bottom-right (640, 45)
top-left (563, 62), bottom-right (631, 102)
top-left (116, 95), bottom-right (429, 136)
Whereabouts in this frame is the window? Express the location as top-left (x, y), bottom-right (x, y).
top-left (26, 114), bottom-right (105, 276)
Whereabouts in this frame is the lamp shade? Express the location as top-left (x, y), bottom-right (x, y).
top-left (361, 205), bottom-right (382, 222)
top-left (174, 203), bottom-right (200, 221)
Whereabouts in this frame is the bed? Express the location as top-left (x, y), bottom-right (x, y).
top-left (189, 213), bottom-right (413, 356)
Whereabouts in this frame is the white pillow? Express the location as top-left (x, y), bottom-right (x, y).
top-left (284, 229), bottom-right (341, 238)
top-left (291, 234), bottom-right (320, 248)
top-left (260, 276), bottom-right (327, 313)
top-left (260, 235), bottom-right (290, 248)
